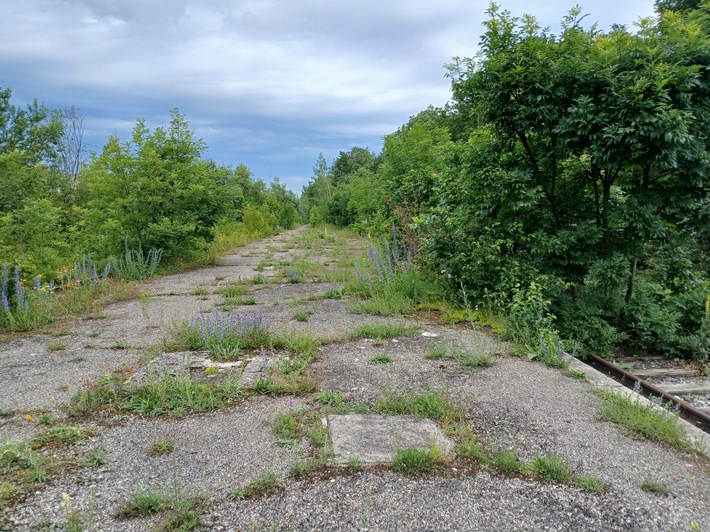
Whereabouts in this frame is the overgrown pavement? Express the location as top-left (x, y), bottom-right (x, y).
top-left (1, 227), bottom-right (709, 531)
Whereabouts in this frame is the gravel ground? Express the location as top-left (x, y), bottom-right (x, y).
top-left (2, 227), bottom-right (709, 531)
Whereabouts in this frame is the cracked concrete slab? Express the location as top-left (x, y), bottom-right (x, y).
top-left (327, 413), bottom-right (454, 464)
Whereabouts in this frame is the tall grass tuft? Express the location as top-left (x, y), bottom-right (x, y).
top-left (110, 241), bottom-right (162, 281)
top-left (349, 234), bottom-right (440, 316)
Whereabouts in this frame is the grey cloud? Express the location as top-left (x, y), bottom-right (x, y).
top-left (3, 0), bottom-right (656, 189)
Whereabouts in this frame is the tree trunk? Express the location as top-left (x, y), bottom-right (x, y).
top-left (625, 257), bottom-right (638, 304)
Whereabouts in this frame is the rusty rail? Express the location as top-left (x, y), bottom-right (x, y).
top-left (586, 354), bottom-right (710, 434)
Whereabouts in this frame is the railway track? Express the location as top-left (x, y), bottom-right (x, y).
top-left (585, 354), bottom-right (710, 434)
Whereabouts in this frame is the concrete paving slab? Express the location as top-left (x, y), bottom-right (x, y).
top-left (327, 413), bottom-right (453, 464)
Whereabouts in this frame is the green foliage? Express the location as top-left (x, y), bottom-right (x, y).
top-left (314, 390), bottom-right (346, 409)
top-left (148, 440), bottom-right (176, 456)
top-left (529, 454), bottom-right (572, 483)
top-left (413, 6), bottom-right (710, 359)
top-left (576, 474), bottom-right (606, 493)
top-left (391, 446), bottom-right (441, 475)
top-left (244, 470), bottom-right (281, 497)
top-left (374, 387), bottom-right (464, 426)
top-left (0, 86), bottom-right (296, 335)
top-left (83, 110), bottom-right (227, 260)
top-left (596, 390), bottom-right (703, 453)
top-left (82, 449), bottom-right (108, 467)
top-left (368, 354), bottom-right (391, 365)
top-left (641, 478), bottom-right (670, 495)
top-left (110, 241), bottom-right (162, 281)
top-left (379, 109), bottom-right (451, 215)
top-left (69, 369), bottom-right (243, 417)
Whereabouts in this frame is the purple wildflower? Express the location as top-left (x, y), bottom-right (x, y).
top-left (539, 338), bottom-right (548, 357)
top-left (14, 267), bottom-right (28, 313)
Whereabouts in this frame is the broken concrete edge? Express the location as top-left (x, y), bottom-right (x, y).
top-left (562, 353), bottom-right (710, 459)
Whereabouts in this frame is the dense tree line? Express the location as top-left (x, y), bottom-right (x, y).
top-left (0, 93), bottom-right (298, 282)
top-left (302, 2), bottom-right (710, 360)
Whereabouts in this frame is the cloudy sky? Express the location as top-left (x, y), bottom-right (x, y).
top-left (1, 0), bottom-right (655, 191)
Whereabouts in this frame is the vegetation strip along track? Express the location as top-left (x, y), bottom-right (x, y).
top-left (585, 354), bottom-right (710, 434)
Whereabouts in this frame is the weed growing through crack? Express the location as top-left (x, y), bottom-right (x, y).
top-left (454, 440), bottom-right (488, 461)
top-left (368, 354), bottom-right (391, 365)
top-left (641, 479), bottom-right (670, 496)
top-left (284, 267), bottom-right (303, 284)
top-left (375, 387), bottom-right (464, 427)
top-left (61, 489), bottom-right (95, 532)
top-left (82, 449), bottom-right (108, 468)
top-left (178, 309), bottom-right (271, 359)
top-left (221, 283), bottom-right (250, 298)
top-left (229, 488), bottom-right (246, 501)
top-left (37, 413), bottom-right (54, 425)
top-left (117, 488), bottom-right (168, 517)
top-left (453, 435), bottom-right (604, 490)
top-left (529, 454), bottom-right (572, 482)
top-left (244, 470), bottom-right (281, 497)
top-left (294, 307), bottom-right (313, 322)
top-left (148, 440), bottom-right (176, 456)
top-left (314, 390), bottom-right (346, 410)
top-left (32, 425), bottom-right (90, 447)
top-left (426, 341), bottom-right (496, 370)
top-left (290, 447), bottom-right (332, 477)
top-left (576, 474), bottom-right (606, 493)
top-left (347, 454), bottom-right (363, 470)
top-left (116, 487), bottom-right (207, 529)
top-left (69, 367), bottom-right (243, 417)
top-left (349, 322), bottom-right (417, 340)
top-left (0, 441), bottom-right (63, 505)
top-left (490, 447), bottom-right (525, 475)
top-left (274, 408), bottom-right (324, 447)
top-left (596, 390), bottom-right (703, 454)
top-left (192, 287), bottom-right (208, 296)
top-left (391, 446), bottom-right (441, 475)
top-left (565, 368), bottom-right (587, 380)
top-left (48, 341), bottom-right (66, 351)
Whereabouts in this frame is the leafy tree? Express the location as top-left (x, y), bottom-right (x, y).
top-left (84, 109), bottom-right (228, 259)
top-left (0, 87), bottom-right (72, 278)
top-left (300, 153), bottom-right (333, 225)
top-left (329, 147), bottom-right (379, 187)
top-left (378, 109), bottom-right (451, 216)
top-left (426, 5), bottom-right (710, 357)
top-left (0, 88), bottom-right (63, 213)
top-left (656, 0), bottom-right (702, 12)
